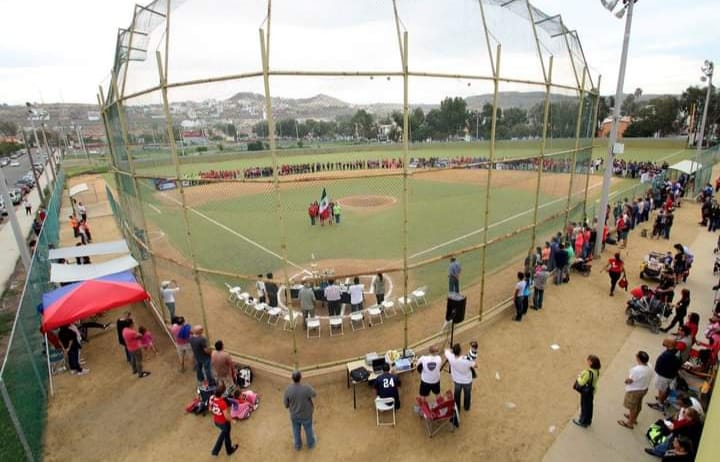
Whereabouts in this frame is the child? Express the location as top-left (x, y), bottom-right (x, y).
top-left (138, 326), bottom-right (158, 356)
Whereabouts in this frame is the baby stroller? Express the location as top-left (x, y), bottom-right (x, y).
top-left (625, 287), bottom-right (672, 334)
top-left (640, 251), bottom-right (670, 281)
top-left (570, 256), bottom-right (592, 277)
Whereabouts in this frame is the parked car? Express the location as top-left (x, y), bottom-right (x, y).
top-left (0, 158), bottom-right (9, 167)
top-left (8, 189), bottom-right (22, 205)
top-left (15, 180), bottom-right (32, 194)
top-left (9, 161), bottom-right (21, 167)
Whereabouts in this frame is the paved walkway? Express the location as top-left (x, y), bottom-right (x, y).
top-left (0, 160), bottom-right (56, 295)
top-left (543, 216), bottom-right (717, 461)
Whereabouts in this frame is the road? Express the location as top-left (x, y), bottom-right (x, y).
top-left (1, 149), bottom-right (52, 226)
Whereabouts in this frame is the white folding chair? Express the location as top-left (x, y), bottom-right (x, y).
top-left (350, 311), bottom-right (365, 332)
top-left (243, 298), bottom-right (256, 316)
top-left (375, 397), bottom-right (396, 426)
top-left (235, 292), bottom-right (251, 309)
top-left (381, 299), bottom-right (398, 318)
top-left (266, 306), bottom-right (282, 325)
top-left (306, 317), bottom-right (321, 338)
top-left (254, 302), bottom-right (268, 321)
top-left (329, 316), bottom-right (344, 336)
top-left (411, 286), bottom-right (428, 307)
top-left (398, 296), bottom-right (415, 314)
top-left (367, 305), bottom-right (383, 326)
top-left (283, 310), bottom-right (302, 331)
top-left (224, 282), bottom-right (242, 304)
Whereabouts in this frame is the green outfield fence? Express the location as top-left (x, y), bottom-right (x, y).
top-left (0, 170), bottom-right (64, 462)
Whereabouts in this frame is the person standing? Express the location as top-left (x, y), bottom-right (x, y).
top-left (58, 324), bottom-right (89, 375)
top-left (513, 272), bottom-right (526, 322)
top-left (448, 257), bottom-right (461, 293)
top-left (170, 316), bottom-right (192, 372)
top-left (532, 265), bottom-right (549, 310)
top-left (553, 243), bottom-right (569, 285)
top-left (77, 201), bottom-right (87, 222)
top-left (116, 311), bottom-right (133, 362)
top-left (23, 198), bottom-right (32, 215)
top-left (190, 325), bottom-right (214, 385)
top-left (573, 354), bottom-right (601, 428)
top-left (324, 279), bottom-right (341, 316)
top-left (603, 253), bottom-right (626, 296)
top-left (161, 280), bottom-right (180, 320)
top-left (648, 339), bottom-right (682, 412)
top-left (662, 288), bottom-right (690, 332)
top-left (255, 274), bottom-right (266, 304)
top-left (211, 340), bottom-right (235, 388)
top-left (416, 345), bottom-right (442, 398)
top-left (208, 384), bottom-right (238, 456)
top-left (333, 202), bottom-right (342, 224)
top-left (618, 351), bottom-right (652, 429)
top-left (122, 319), bottom-right (150, 378)
top-left (298, 281), bottom-right (317, 326)
top-left (265, 273), bottom-right (279, 308)
top-left (444, 343), bottom-right (475, 421)
top-left (374, 363), bottom-right (401, 409)
top-left (349, 276), bottom-right (364, 313)
top-left (283, 371), bottom-right (317, 451)
top-left (372, 273), bottom-right (386, 305)
top-left (69, 215), bottom-right (79, 238)
top-left (307, 202), bottom-right (317, 226)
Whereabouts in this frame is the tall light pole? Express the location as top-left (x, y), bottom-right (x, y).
top-left (694, 60), bottom-right (714, 175)
top-left (594, 0), bottom-right (637, 258)
top-left (26, 103), bottom-right (54, 188)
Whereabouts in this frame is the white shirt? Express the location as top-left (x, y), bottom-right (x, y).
top-left (445, 350), bottom-right (475, 385)
top-left (418, 354), bottom-right (442, 384)
top-left (625, 364), bottom-right (652, 392)
top-left (256, 280), bottom-right (266, 298)
top-left (162, 286), bottom-right (179, 303)
top-left (324, 284), bottom-right (341, 302)
top-left (678, 397), bottom-right (705, 421)
top-left (349, 284), bottom-right (364, 304)
top-left (514, 280), bottom-right (526, 297)
top-left (78, 204), bottom-right (87, 214)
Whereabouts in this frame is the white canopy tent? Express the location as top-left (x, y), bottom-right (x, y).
top-left (668, 160), bottom-right (702, 176)
top-left (68, 183), bottom-right (89, 197)
top-left (49, 240), bottom-right (129, 260)
top-left (50, 255), bottom-right (140, 283)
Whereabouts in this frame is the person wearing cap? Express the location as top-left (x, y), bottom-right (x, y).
top-left (283, 371), bottom-right (316, 451)
top-left (533, 264), bottom-right (549, 310)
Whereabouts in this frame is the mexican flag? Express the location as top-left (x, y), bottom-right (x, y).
top-left (318, 188), bottom-right (329, 214)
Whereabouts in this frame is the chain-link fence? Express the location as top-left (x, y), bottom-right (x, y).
top-left (0, 170), bottom-right (64, 462)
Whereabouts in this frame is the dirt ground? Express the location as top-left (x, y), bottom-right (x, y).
top-left (45, 173), bottom-right (706, 462)
top-left (336, 195), bottom-right (397, 212)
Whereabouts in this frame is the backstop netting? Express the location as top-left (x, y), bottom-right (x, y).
top-left (101, 0), bottom-right (613, 372)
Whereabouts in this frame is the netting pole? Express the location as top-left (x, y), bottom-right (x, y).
top-left (525, 0), bottom-right (548, 84)
top-left (560, 22), bottom-right (582, 90)
top-left (110, 72), bottom-right (166, 323)
top-left (120, 7), bottom-right (139, 100)
top-left (529, 57), bottom-right (553, 256)
top-left (153, 53), bottom-right (211, 338)
top-left (478, 44), bottom-right (501, 319)
top-left (478, 0), bottom-right (496, 79)
top-left (259, 26), bottom-right (298, 369)
top-left (564, 68), bottom-right (587, 230)
top-left (0, 380), bottom-right (34, 462)
top-left (583, 75), bottom-right (602, 218)
top-left (401, 30), bottom-right (409, 352)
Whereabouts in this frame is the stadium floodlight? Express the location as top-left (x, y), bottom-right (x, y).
top-left (695, 60), bottom-right (714, 169)
top-left (594, 0), bottom-right (637, 258)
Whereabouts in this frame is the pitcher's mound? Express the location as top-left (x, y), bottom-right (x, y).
top-left (337, 195), bottom-right (397, 210)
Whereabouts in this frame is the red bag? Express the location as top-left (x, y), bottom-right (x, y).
top-left (618, 276), bottom-right (628, 290)
top-left (185, 397), bottom-right (201, 413)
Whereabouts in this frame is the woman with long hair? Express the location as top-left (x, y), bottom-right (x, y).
top-left (573, 354), bottom-right (601, 428)
top-left (373, 273), bottom-right (385, 305)
top-left (661, 288), bottom-right (690, 333)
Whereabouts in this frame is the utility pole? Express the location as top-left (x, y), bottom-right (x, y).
top-left (19, 129), bottom-right (45, 204)
top-left (0, 166), bottom-right (32, 270)
top-left (39, 123), bottom-right (58, 184)
top-left (694, 60), bottom-right (714, 175)
top-left (594, 0), bottom-right (636, 258)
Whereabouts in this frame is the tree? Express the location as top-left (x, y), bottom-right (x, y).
top-left (438, 96), bottom-right (468, 138)
top-left (621, 88), bottom-right (642, 117)
top-left (253, 120), bottom-right (269, 138)
top-left (596, 96), bottom-right (610, 123)
top-left (681, 84), bottom-right (719, 142)
top-left (350, 109), bottom-right (376, 139)
top-left (0, 120), bottom-right (18, 136)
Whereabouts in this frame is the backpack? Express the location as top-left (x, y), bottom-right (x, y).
top-left (235, 364), bottom-right (253, 388)
top-left (178, 324), bottom-right (191, 340)
top-left (350, 367), bottom-right (370, 383)
top-left (646, 421), bottom-right (670, 446)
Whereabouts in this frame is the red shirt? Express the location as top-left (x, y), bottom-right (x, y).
top-left (608, 258), bottom-right (624, 274)
top-left (209, 395), bottom-right (229, 424)
top-left (122, 327), bottom-right (142, 352)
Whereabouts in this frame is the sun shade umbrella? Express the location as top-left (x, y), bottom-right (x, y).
top-left (41, 271), bottom-right (149, 332)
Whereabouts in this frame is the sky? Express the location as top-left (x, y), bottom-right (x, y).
top-left (0, 0), bottom-right (717, 106)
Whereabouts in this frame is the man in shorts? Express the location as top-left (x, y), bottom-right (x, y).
top-left (618, 351), bottom-right (652, 429)
top-left (417, 345), bottom-right (442, 398)
top-left (647, 339), bottom-right (681, 411)
top-left (170, 316), bottom-right (192, 372)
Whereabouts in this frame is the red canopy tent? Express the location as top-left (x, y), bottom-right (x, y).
top-left (41, 273), bottom-right (149, 332)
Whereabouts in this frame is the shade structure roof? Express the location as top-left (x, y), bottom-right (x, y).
top-left (41, 271), bottom-right (149, 332)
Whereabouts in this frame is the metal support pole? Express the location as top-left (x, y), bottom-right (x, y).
top-left (0, 166), bottom-right (31, 269)
top-left (694, 65), bottom-right (713, 189)
top-left (259, 24), bottom-right (298, 368)
top-left (20, 129), bottom-right (45, 204)
top-left (0, 381), bottom-right (34, 462)
top-left (529, 57), bottom-right (554, 253)
top-left (39, 124), bottom-right (58, 183)
top-left (564, 68), bottom-right (587, 229)
top-left (401, 31), bottom-right (409, 351)
top-left (583, 75), bottom-right (603, 217)
top-left (154, 53), bottom-right (212, 336)
top-left (29, 118), bottom-right (52, 188)
top-left (479, 44), bottom-right (501, 319)
top-left (595, 0), bottom-right (635, 258)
